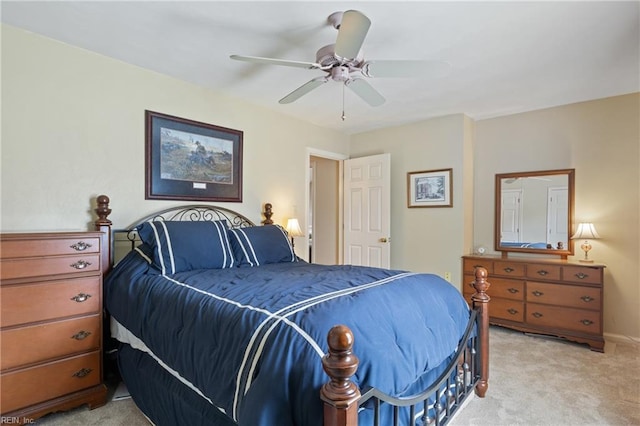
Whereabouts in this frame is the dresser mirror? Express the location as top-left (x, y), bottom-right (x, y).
top-left (495, 169), bottom-right (575, 256)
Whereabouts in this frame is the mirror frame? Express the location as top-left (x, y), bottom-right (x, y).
top-left (494, 169), bottom-right (575, 257)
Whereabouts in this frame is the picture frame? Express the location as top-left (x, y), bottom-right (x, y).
top-left (145, 110), bottom-right (243, 202)
top-left (407, 168), bottom-right (453, 208)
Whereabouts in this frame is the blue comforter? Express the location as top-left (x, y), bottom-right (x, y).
top-left (105, 249), bottom-right (471, 425)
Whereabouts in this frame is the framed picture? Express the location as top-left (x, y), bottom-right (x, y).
top-left (145, 110), bottom-right (243, 202)
top-left (407, 168), bottom-right (453, 208)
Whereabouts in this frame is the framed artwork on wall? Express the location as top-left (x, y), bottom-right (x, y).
top-left (145, 110), bottom-right (243, 202)
top-left (407, 168), bottom-right (453, 208)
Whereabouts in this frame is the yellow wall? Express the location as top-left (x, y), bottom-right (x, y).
top-left (2, 25), bottom-right (638, 341)
top-left (0, 24), bottom-right (349, 243)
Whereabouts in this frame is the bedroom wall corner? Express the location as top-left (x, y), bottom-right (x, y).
top-left (473, 93), bottom-right (640, 341)
top-left (349, 114), bottom-right (471, 286)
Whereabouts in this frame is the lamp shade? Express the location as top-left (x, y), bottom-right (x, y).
top-left (286, 218), bottom-right (304, 237)
top-left (571, 223), bottom-right (600, 240)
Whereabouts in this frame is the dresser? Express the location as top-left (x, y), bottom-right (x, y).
top-left (1, 232), bottom-right (108, 423)
top-left (462, 255), bottom-right (605, 352)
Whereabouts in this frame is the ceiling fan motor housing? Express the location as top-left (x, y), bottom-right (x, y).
top-left (316, 44), bottom-right (363, 77)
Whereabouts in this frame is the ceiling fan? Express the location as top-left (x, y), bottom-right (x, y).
top-left (230, 10), bottom-right (450, 109)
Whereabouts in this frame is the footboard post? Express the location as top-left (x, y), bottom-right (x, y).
top-left (321, 325), bottom-right (360, 426)
top-left (471, 267), bottom-right (490, 398)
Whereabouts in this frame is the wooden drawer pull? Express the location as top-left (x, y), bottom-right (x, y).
top-left (536, 270), bottom-right (549, 276)
top-left (507, 308), bottom-right (519, 315)
top-left (70, 293), bottom-right (92, 303)
top-left (71, 330), bottom-right (92, 340)
top-left (532, 312), bottom-right (543, 318)
top-left (581, 319), bottom-right (594, 326)
top-left (507, 288), bottom-right (520, 294)
top-left (581, 295), bottom-right (595, 303)
top-left (70, 241), bottom-right (92, 251)
top-left (72, 368), bottom-right (93, 378)
top-left (532, 290), bottom-right (544, 297)
top-left (70, 260), bottom-right (92, 269)
top-left (574, 272), bottom-right (589, 280)
top-left (503, 267), bottom-right (515, 273)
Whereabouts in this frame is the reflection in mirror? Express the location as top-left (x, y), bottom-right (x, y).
top-left (495, 169), bottom-right (575, 257)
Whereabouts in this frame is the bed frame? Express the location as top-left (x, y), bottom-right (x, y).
top-left (93, 195), bottom-right (490, 426)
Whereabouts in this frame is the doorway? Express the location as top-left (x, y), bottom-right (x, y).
top-left (308, 154), bottom-right (341, 264)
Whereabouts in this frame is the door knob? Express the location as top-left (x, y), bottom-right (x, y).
top-left (379, 237), bottom-right (389, 243)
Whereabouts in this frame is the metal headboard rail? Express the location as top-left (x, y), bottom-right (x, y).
top-left (111, 204), bottom-right (256, 264)
top-left (126, 204), bottom-right (255, 230)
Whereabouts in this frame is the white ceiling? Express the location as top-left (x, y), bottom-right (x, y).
top-left (2, 1), bottom-right (639, 134)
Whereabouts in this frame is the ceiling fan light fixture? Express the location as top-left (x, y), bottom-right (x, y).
top-left (331, 66), bottom-right (351, 82)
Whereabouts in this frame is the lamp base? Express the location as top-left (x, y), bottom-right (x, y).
top-left (579, 259), bottom-right (594, 263)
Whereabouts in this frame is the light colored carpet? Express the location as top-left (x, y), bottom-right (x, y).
top-left (35, 326), bottom-right (639, 425)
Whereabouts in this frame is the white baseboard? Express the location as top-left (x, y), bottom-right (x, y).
top-left (604, 332), bottom-right (640, 345)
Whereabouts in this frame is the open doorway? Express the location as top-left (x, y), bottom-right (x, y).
top-left (307, 150), bottom-right (345, 264)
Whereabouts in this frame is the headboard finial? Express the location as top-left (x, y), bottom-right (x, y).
top-left (95, 194), bottom-right (112, 225)
top-left (262, 202), bottom-right (274, 225)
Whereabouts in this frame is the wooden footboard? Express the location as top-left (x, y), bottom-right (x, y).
top-left (321, 267), bottom-right (490, 426)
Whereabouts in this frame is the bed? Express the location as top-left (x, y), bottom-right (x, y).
top-left (93, 195), bottom-right (490, 426)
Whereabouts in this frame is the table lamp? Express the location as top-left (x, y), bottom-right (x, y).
top-left (285, 218), bottom-right (304, 248)
top-left (571, 223), bottom-right (600, 263)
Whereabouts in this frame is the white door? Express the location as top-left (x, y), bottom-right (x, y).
top-left (500, 189), bottom-right (522, 242)
top-left (343, 153), bottom-right (391, 268)
top-left (547, 187), bottom-right (568, 249)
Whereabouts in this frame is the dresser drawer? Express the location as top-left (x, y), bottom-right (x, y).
top-left (463, 259), bottom-right (493, 275)
top-left (0, 253), bottom-right (100, 280)
top-left (490, 298), bottom-right (524, 322)
top-left (1, 315), bottom-right (100, 371)
top-left (488, 277), bottom-right (524, 301)
top-left (493, 261), bottom-right (525, 277)
top-left (0, 277), bottom-right (100, 327)
top-left (562, 266), bottom-right (603, 285)
top-left (526, 264), bottom-right (562, 281)
top-left (527, 303), bottom-right (601, 334)
top-left (0, 236), bottom-right (100, 259)
top-left (527, 282), bottom-right (601, 310)
top-left (0, 351), bottom-right (101, 413)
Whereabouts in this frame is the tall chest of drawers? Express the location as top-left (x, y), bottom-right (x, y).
top-left (461, 255), bottom-right (605, 352)
top-left (1, 232), bottom-right (107, 422)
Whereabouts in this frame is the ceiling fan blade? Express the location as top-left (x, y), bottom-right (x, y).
top-left (361, 60), bottom-right (452, 78)
top-left (230, 55), bottom-right (322, 70)
top-left (345, 78), bottom-right (385, 107)
top-left (334, 10), bottom-right (371, 60)
top-left (279, 77), bottom-right (328, 104)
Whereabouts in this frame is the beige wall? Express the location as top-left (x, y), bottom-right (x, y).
top-left (0, 25), bottom-right (349, 260)
top-left (349, 114), bottom-right (474, 282)
top-left (474, 94), bottom-right (640, 341)
top-left (350, 94), bottom-right (639, 341)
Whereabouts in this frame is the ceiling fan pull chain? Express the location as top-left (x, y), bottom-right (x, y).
top-left (341, 83), bottom-right (346, 121)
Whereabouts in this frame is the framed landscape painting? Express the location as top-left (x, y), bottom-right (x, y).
top-left (407, 168), bottom-right (453, 208)
top-left (145, 110), bottom-right (243, 202)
